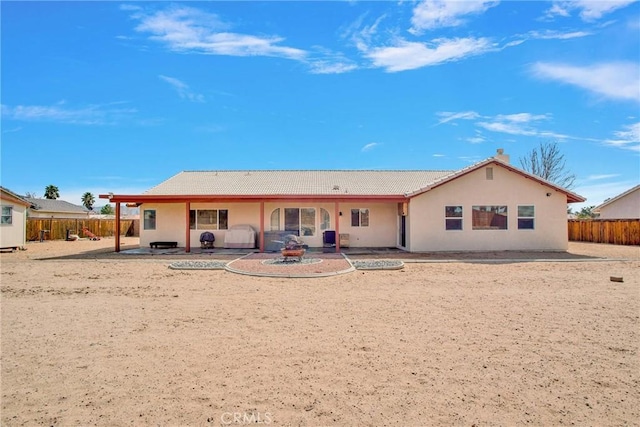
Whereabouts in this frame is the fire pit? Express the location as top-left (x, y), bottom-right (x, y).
top-left (276, 235), bottom-right (306, 262)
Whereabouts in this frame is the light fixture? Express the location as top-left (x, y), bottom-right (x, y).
top-left (546, 192), bottom-right (552, 197)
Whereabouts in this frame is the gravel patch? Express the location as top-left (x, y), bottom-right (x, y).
top-left (351, 259), bottom-right (404, 270)
top-left (168, 260), bottom-right (228, 270)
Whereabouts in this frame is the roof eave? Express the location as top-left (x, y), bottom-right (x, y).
top-left (99, 194), bottom-right (408, 203)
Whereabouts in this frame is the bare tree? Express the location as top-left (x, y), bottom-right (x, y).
top-left (519, 142), bottom-right (576, 189)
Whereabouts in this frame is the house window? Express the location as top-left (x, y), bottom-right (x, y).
top-left (445, 206), bottom-right (463, 230)
top-left (518, 205), bottom-right (535, 230)
top-left (1, 206), bottom-right (12, 225)
top-left (351, 208), bottom-right (369, 227)
top-left (143, 210), bottom-right (156, 230)
top-left (270, 209), bottom-right (280, 231)
top-left (320, 208), bottom-right (330, 231)
top-left (189, 209), bottom-right (228, 230)
top-left (472, 206), bottom-right (507, 230)
top-left (284, 208), bottom-right (316, 236)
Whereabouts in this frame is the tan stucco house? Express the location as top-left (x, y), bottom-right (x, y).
top-left (100, 150), bottom-right (585, 253)
top-left (0, 187), bottom-right (31, 250)
top-left (595, 185), bottom-right (640, 219)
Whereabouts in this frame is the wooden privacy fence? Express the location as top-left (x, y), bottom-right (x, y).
top-left (568, 219), bottom-right (640, 245)
top-left (26, 218), bottom-right (138, 241)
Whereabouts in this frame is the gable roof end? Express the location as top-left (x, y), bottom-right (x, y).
top-left (0, 186), bottom-right (31, 207)
top-left (595, 184), bottom-right (640, 210)
top-left (404, 158), bottom-right (586, 203)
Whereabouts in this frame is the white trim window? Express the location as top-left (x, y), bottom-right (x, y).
top-left (1, 206), bottom-right (13, 225)
top-left (472, 206), bottom-right (507, 230)
top-left (445, 206), bottom-right (463, 230)
top-left (284, 207), bottom-right (316, 236)
top-left (190, 209), bottom-right (228, 230)
top-left (320, 208), bottom-right (331, 231)
top-left (270, 209), bottom-right (280, 231)
top-left (351, 208), bottom-right (369, 227)
top-left (143, 210), bottom-right (156, 230)
top-left (518, 205), bottom-right (535, 230)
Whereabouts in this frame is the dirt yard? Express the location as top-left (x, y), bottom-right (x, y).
top-left (1, 239), bottom-right (638, 426)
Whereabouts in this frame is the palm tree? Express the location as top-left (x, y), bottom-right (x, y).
top-left (44, 185), bottom-right (60, 199)
top-left (81, 192), bottom-right (95, 210)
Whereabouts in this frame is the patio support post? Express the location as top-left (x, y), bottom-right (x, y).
top-left (259, 201), bottom-right (265, 253)
top-left (334, 202), bottom-right (340, 253)
top-left (115, 203), bottom-right (121, 253)
top-left (185, 202), bottom-right (191, 253)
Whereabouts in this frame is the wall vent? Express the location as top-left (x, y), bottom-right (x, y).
top-left (486, 167), bottom-right (494, 180)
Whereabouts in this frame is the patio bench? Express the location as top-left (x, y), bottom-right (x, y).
top-left (150, 241), bottom-right (178, 249)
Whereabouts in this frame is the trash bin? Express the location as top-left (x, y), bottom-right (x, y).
top-left (323, 230), bottom-right (336, 246)
top-left (39, 230), bottom-right (49, 242)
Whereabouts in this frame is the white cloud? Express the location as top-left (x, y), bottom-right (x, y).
top-left (477, 118), bottom-right (568, 139)
top-left (361, 142), bottom-right (381, 152)
top-left (466, 136), bottom-right (486, 144)
top-left (410, 0), bottom-right (499, 32)
top-left (545, 0), bottom-right (637, 22)
top-left (1, 102), bottom-right (137, 125)
top-left (495, 113), bottom-right (550, 123)
top-left (366, 37), bottom-right (495, 72)
top-left (603, 122), bottom-right (640, 151)
top-left (131, 5), bottom-right (306, 60)
top-left (586, 174), bottom-right (621, 180)
top-left (526, 29), bottom-right (593, 40)
top-left (532, 61), bottom-right (640, 102)
top-left (308, 60), bottom-right (358, 74)
top-left (158, 75), bottom-right (205, 102)
top-left (441, 110), bottom-right (569, 139)
top-left (119, 4), bottom-right (142, 12)
top-left (436, 111), bottom-right (481, 125)
top-left (306, 47), bottom-right (359, 74)
top-left (2, 126), bottom-right (22, 134)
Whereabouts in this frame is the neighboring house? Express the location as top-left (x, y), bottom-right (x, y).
top-left (0, 187), bottom-right (31, 250)
top-left (24, 197), bottom-right (91, 219)
top-left (100, 150), bottom-right (585, 253)
top-left (595, 185), bottom-right (640, 219)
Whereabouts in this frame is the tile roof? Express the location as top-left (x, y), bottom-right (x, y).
top-left (25, 197), bottom-right (89, 213)
top-left (144, 170), bottom-right (456, 196)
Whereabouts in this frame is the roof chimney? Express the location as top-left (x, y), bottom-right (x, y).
top-left (495, 148), bottom-right (510, 164)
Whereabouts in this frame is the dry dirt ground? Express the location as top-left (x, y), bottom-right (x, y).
top-left (1, 239), bottom-right (638, 426)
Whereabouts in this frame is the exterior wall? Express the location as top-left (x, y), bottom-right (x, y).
top-left (140, 203), bottom-right (186, 247)
top-left (334, 202), bottom-right (398, 248)
top-left (0, 198), bottom-right (27, 248)
top-left (264, 202), bottom-right (398, 248)
top-left (264, 202), bottom-right (335, 248)
top-left (598, 188), bottom-right (640, 219)
top-left (408, 165), bottom-right (569, 252)
top-left (190, 202), bottom-right (260, 248)
top-left (28, 211), bottom-right (90, 219)
top-left (140, 201), bottom-right (400, 249)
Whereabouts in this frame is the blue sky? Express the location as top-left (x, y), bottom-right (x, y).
top-left (1, 1), bottom-right (638, 210)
